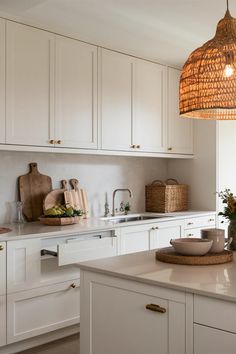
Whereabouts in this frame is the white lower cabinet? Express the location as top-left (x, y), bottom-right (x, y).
top-left (119, 224), bottom-right (152, 254)
top-left (0, 296), bottom-right (6, 347)
top-left (194, 324), bottom-right (236, 354)
top-left (7, 279), bottom-right (80, 343)
top-left (194, 295), bottom-right (236, 354)
top-left (81, 272), bottom-right (187, 354)
top-left (150, 220), bottom-right (184, 249)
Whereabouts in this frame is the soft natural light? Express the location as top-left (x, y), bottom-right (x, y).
top-left (224, 64), bottom-right (234, 77)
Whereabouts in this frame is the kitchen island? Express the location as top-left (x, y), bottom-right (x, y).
top-left (79, 249), bottom-right (236, 354)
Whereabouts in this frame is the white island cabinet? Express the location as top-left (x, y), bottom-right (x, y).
top-left (80, 248), bottom-right (236, 354)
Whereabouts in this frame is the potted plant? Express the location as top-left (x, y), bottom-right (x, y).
top-left (218, 189), bottom-right (236, 249)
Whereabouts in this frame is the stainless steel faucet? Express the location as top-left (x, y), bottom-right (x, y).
top-left (112, 189), bottom-right (132, 216)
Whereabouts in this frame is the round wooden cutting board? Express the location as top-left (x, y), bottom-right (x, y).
top-left (156, 247), bottom-right (233, 265)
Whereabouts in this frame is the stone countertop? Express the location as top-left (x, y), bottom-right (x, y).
top-left (79, 248), bottom-right (236, 303)
top-left (0, 211), bottom-right (215, 242)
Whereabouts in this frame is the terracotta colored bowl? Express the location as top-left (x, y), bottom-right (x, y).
top-left (170, 238), bottom-right (213, 256)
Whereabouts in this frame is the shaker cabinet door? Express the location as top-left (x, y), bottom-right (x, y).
top-left (0, 19), bottom-right (5, 144)
top-left (6, 22), bottom-right (54, 146)
top-left (133, 59), bottom-right (167, 153)
top-left (167, 68), bottom-right (193, 154)
top-left (55, 36), bottom-right (98, 149)
top-left (100, 49), bottom-right (133, 151)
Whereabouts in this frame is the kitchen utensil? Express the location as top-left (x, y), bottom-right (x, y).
top-left (18, 162), bottom-right (52, 221)
top-left (156, 247), bottom-right (233, 265)
top-left (62, 180), bottom-right (74, 207)
top-left (70, 178), bottom-right (89, 217)
top-left (43, 180), bottom-right (66, 211)
top-left (201, 228), bottom-right (230, 253)
top-left (170, 237), bottom-right (213, 256)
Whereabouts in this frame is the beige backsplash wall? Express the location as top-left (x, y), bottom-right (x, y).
top-left (0, 150), bottom-right (168, 223)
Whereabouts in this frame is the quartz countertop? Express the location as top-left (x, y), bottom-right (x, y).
top-left (79, 248), bottom-right (236, 303)
top-left (0, 211), bottom-right (215, 241)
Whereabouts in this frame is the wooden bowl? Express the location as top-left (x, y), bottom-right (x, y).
top-left (39, 216), bottom-right (82, 226)
top-left (170, 238), bottom-right (213, 256)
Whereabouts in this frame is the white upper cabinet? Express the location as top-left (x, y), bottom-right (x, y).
top-left (100, 49), bottom-right (133, 151)
top-left (100, 49), bottom-right (167, 153)
top-left (167, 68), bottom-right (193, 154)
top-left (0, 19), bottom-right (5, 144)
top-left (6, 22), bottom-right (54, 146)
top-left (55, 36), bottom-right (98, 149)
top-left (133, 59), bottom-right (167, 152)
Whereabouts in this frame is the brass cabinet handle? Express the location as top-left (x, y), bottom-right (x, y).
top-left (146, 304), bottom-right (166, 314)
top-left (208, 218), bottom-right (215, 222)
top-left (187, 222), bottom-right (194, 225)
top-left (57, 140), bottom-right (61, 144)
top-left (70, 283), bottom-right (76, 289)
top-left (187, 234), bottom-right (194, 237)
top-left (136, 145), bottom-right (140, 149)
top-left (130, 144), bottom-right (135, 148)
top-left (168, 147), bottom-right (172, 151)
top-left (49, 139), bottom-right (55, 144)
top-left (0, 245), bottom-right (4, 251)
top-left (151, 226), bottom-right (159, 230)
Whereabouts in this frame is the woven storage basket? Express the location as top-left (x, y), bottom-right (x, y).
top-left (145, 179), bottom-right (188, 213)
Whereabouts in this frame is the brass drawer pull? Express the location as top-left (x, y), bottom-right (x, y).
top-left (49, 139), bottom-right (55, 144)
top-left (70, 283), bottom-right (76, 289)
top-left (130, 144), bottom-right (135, 148)
top-left (168, 147), bottom-right (172, 151)
top-left (187, 234), bottom-right (194, 237)
top-left (151, 226), bottom-right (159, 231)
top-left (57, 140), bottom-right (61, 144)
top-left (208, 218), bottom-right (215, 222)
top-left (136, 144), bottom-right (140, 149)
top-left (146, 304), bottom-right (166, 314)
top-left (187, 222), bottom-right (194, 225)
top-left (0, 245), bottom-right (4, 251)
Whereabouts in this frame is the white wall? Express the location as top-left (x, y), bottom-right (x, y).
top-left (0, 150), bottom-right (168, 223)
top-left (167, 120), bottom-right (217, 211)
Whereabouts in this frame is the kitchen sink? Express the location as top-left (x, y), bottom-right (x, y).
top-left (101, 214), bottom-right (172, 224)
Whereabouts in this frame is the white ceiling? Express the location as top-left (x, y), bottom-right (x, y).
top-left (0, 0), bottom-right (233, 67)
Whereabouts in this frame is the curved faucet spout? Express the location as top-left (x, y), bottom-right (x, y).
top-left (112, 189), bottom-right (132, 216)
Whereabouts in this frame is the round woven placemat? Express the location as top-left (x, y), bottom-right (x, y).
top-left (0, 227), bottom-right (12, 234)
top-left (156, 247), bottom-right (233, 265)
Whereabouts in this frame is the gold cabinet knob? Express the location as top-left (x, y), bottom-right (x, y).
top-left (146, 304), bottom-right (166, 314)
top-left (130, 144), bottom-right (135, 148)
top-left (57, 140), bottom-right (61, 144)
top-left (49, 139), bottom-right (55, 144)
top-left (168, 147), bottom-right (172, 151)
top-left (187, 234), bottom-right (194, 237)
top-left (208, 218), bottom-right (215, 222)
top-left (136, 145), bottom-right (140, 149)
top-left (70, 283), bottom-right (76, 289)
top-left (0, 245), bottom-right (4, 251)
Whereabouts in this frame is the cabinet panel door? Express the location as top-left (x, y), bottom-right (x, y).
top-left (7, 239), bottom-right (41, 293)
top-left (100, 49), bottom-right (132, 151)
top-left (6, 22), bottom-right (54, 146)
top-left (0, 19), bottom-right (5, 144)
top-left (150, 221), bottom-right (184, 249)
top-left (194, 324), bottom-right (236, 354)
top-left (167, 68), bottom-right (193, 154)
top-left (120, 224), bottom-right (152, 254)
top-left (0, 295), bottom-right (6, 347)
top-left (133, 59), bottom-right (167, 152)
top-left (55, 36), bottom-right (97, 148)
top-left (90, 282), bottom-right (168, 354)
top-left (7, 280), bottom-right (80, 343)
top-left (0, 242), bottom-right (6, 295)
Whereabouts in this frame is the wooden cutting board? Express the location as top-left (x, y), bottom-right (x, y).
top-left (18, 163), bottom-right (52, 221)
top-left (70, 178), bottom-right (89, 217)
top-left (43, 180), bottom-right (67, 211)
top-left (156, 247), bottom-right (233, 265)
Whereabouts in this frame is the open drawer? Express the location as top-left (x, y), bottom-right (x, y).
top-left (41, 231), bottom-right (118, 266)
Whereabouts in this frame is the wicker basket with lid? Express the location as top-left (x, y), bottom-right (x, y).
top-left (145, 179), bottom-right (188, 213)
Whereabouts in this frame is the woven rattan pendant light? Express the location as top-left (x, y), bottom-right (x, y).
top-left (180, 0), bottom-right (236, 120)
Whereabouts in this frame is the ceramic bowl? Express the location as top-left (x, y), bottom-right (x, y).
top-left (170, 238), bottom-right (213, 256)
